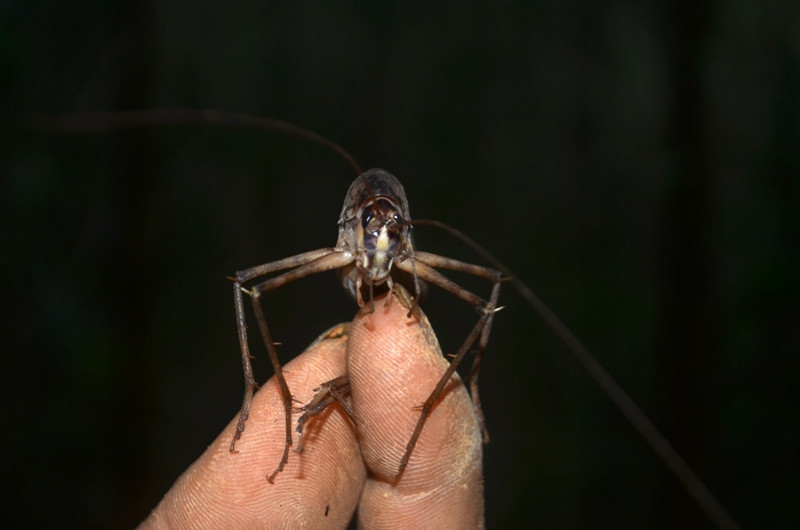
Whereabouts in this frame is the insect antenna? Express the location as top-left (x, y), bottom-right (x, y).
top-left (32, 107), bottom-right (383, 253)
top-left (30, 108), bottom-right (363, 176)
top-left (410, 218), bottom-right (739, 530)
top-left (34, 108), bottom-right (739, 528)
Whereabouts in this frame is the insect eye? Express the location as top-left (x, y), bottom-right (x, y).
top-left (362, 209), bottom-right (374, 228)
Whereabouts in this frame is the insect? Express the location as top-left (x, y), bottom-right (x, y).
top-left (229, 166), bottom-right (502, 482)
top-left (35, 109), bottom-right (739, 529)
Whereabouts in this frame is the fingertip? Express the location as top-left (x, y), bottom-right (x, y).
top-left (141, 328), bottom-right (365, 528)
top-left (347, 294), bottom-right (485, 527)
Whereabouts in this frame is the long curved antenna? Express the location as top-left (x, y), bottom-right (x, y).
top-left (410, 218), bottom-right (740, 530)
top-left (30, 108), bottom-right (362, 176)
top-left (34, 107), bottom-right (737, 527)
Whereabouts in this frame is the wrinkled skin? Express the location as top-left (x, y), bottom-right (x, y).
top-left (139, 294), bottom-right (484, 529)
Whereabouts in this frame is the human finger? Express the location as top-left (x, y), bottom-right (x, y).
top-left (140, 324), bottom-right (366, 529)
top-left (347, 295), bottom-right (485, 529)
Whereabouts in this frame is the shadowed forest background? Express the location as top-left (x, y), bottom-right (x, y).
top-left (3, 1), bottom-right (799, 528)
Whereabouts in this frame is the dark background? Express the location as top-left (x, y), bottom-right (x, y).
top-left (3, 1), bottom-right (798, 528)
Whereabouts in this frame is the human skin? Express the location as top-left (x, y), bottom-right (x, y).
top-left (139, 294), bottom-right (484, 529)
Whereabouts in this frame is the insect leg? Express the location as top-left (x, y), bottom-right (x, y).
top-left (413, 219), bottom-right (740, 530)
top-left (294, 374), bottom-right (353, 453)
top-left (393, 256), bottom-right (502, 480)
top-left (410, 253), bottom-right (504, 438)
top-left (232, 249), bottom-right (355, 482)
top-left (230, 248), bottom-right (337, 456)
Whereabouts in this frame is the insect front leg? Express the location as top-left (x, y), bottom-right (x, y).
top-left (463, 276), bottom-right (504, 443)
top-left (294, 374), bottom-right (354, 453)
top-left (247, 286), bottom-right (294, 483)
top-left (393, 255), bottom-right (502, 480)
top-left (230, 282), bottom-right (259, 454)
top-left (230, 249), bottom-right (355, 482)
top-left (408, 253), bottom-right (503, 439)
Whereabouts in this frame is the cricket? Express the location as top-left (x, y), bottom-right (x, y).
top-left (35, 108), bottom-right (739, 529)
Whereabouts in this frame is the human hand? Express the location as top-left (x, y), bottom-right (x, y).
top-left (139, 294), bottom-right (484, 529)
